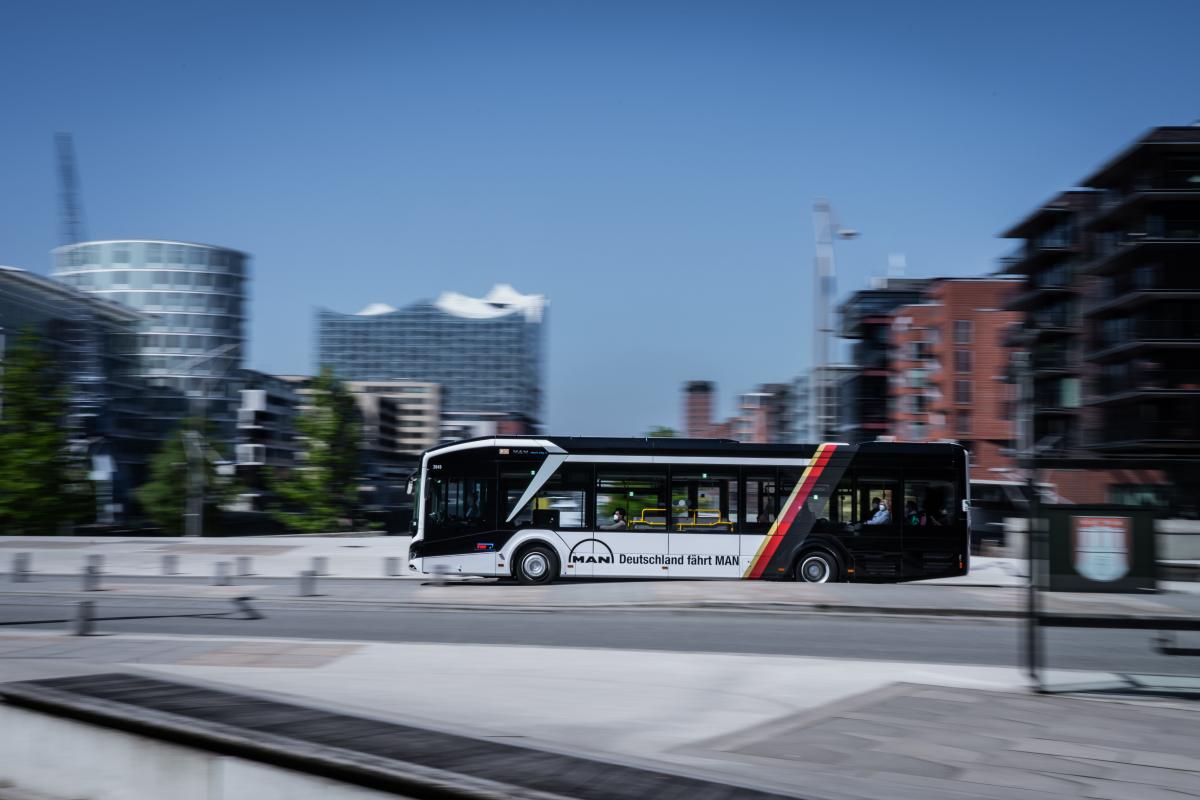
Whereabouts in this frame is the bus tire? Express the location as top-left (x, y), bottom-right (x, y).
top-left (794, 549), bottom-right (840, 583)
top-left (513, 544), bottom-right (558, 586)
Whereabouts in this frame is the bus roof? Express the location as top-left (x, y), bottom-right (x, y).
top-left (424, 435), bottom-right (965, 459)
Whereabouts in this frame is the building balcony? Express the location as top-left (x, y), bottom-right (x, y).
top-left (1090, 368), bottom-right (1200, 405)
top-left (998, 243), bottom-right (1076, 275)
top-left (1083, 288), bottom-right (1200, 318)
top-left (1090, 420), bottom-right (1200, 452)
top-left (1088, 319), bottom-right (1200, 361)
top-left (1082, 234), bottom-right (1200, 276)
top-left (1006, 283), bottom-right (1075, 311)
top-left (1087, 188), bottom-right (1200, 230)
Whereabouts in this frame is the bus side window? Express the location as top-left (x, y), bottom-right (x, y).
top-left (669, 469), bottom-right (737, 532)
top-left (596, 469), bottom-right (667, 531)
top-left (903, 479), bottom-right (956, 527)
top-left (856, 478), bottom-right (898, 527)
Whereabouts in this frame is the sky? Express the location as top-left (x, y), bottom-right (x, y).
top-left (3, 0), bottom-right (1200, 435)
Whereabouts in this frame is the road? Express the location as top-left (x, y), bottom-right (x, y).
top-left (0, 592), bottom-right (1195, 675)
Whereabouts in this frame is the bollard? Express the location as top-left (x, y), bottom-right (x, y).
top-left (298, 570), bottom-right (318, 597)
top-left (214, 562), bottom-right (232, 586)
top-left (72, 601), bottom-right (96, 636)
top-left (11, 552), bottom-right (31, 583)
top-left (312, 556), bottom-right (329, 577)
top-left (385, 557), bottom-right (402, 577)
top-left (233, 596), bottom-right (264, 620)
top-left (236, 556), bottom-right (253, 577)
top-left (430, 563), bottom-right (450, 586)
top-left (82, 565), bottom-right (102, 592)
top-left (162, 554), bottom-right (179, 576)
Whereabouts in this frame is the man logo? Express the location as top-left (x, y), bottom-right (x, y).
top-left (568, 539), bottom-right (614, 565)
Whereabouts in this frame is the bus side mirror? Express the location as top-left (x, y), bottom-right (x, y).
top-left (406, 478), bottom-right (415, 496)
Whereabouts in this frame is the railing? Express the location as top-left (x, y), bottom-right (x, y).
top-left (1097, 368), bottom-right (1200, 396)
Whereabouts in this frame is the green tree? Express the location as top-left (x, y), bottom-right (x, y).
top-left (269, 368), bottom-right (361, 532)
top-left (135, 418), bottom-right (223, 534)
top-left (645, 425), bottom-right (678, 438)
top-left (0, 331), bottom-right (91, 534)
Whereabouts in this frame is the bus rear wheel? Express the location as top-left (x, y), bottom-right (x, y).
top-left (514, 545), bottom-right (557, 586)
top-left (795, 550), bottom-right (839, 583)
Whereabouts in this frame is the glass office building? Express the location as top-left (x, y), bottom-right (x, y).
top-left (317, 284), bottom-right (545, 429)
top-left (52, 240), bottom-right (249, 450)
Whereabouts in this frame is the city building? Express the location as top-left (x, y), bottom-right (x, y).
top-left (889, 278), bottom-right (1022, 475)
top-left (684, 380), bottom-right (716, 439)
top-left (51, 239), bottom-right (250, 453)
top-left (234, 370), bottom-right (302, 510)
top-left (837, 277), bottom-right (932, 443)
top-left (316, 284), bottom-right (545, 431)
top-left (345, 381), bottom-right (440, 456)
top-left (793, 365), bottom-right (856, 443)
top-left (679, 381), bottom-right (793, 443)
top-left (0, 265), bottom-right (148, 517)
top-left (1000, 125), bottom-right (1200, 506)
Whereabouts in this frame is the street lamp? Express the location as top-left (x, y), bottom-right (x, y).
top-left (810, 198), bottom-right (859, 442)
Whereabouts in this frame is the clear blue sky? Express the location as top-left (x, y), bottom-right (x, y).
top-left (2, 0), bottom-right (1199, 434)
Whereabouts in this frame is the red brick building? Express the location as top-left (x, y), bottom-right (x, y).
top-left (889, 279), bottom-right (1023, 476)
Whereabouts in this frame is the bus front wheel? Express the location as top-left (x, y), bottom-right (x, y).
top-left (794, 550), bottom-right (840, 583)
top-left (514, 545), bottom-right (558, 586)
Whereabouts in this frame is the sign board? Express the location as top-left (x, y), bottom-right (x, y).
top-left (1045, 505), bottom-right (1156, 593)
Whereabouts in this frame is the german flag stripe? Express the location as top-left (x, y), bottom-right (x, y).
top-left (743, 443), bottom-right (838, 579)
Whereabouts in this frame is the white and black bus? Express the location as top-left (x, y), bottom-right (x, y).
top-left (406, 436), bottom-right (970, 583)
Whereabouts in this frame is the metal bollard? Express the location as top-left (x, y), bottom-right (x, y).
top-left (86, 554), bottom-right (104, 571)
top-left (236, 556), bottom-right (253, 577)
top-left (298, 570), bottom-right (318, 597)
top-left (11, 552), bottom-right (31, 583)
top-left (162, 555), bottom-right (179, 576)
top-left (385, 557), bottom-right (401, 577)
top-left (430, 563), bottom-right (450, 586)
top-left (214, 562), bottom-right (232, 586)
top-left (72, 601), bottom-right (96, 636)
top-left (82, 565), bottom-right (102, 592)
top-left (312, 556), bottom-right (329, 577)
top-left (233, 596), bottom-right (264, 620)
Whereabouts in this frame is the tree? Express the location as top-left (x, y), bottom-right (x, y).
top-left (135, 418), bottom-right (223, 534)
top-left (646, 425), bottom-right (679, 438)
top-left (269, 368), bottom-right (361, 532)
top-left (0, 331), bottom-right (91, 534)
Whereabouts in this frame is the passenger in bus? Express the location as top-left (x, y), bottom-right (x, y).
top-left (905, 501), bottom-right (921, 526)
top-left (866, 497), bottom-right (891, 525)
top-left (463, 490), bottom-right (481, 521)
top-left (602, 508), bottom-right (627, 530)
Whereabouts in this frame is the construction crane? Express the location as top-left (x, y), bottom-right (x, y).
top-left (55, 132), bottom-right (88, 246)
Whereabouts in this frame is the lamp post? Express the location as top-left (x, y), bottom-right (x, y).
top-left (176, 343), bottom-right (239, 537)
top-left (810, 198), bottom-right (859, 442)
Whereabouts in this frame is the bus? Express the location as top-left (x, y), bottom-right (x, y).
top-left (406, 436), bottom-right (970, 584)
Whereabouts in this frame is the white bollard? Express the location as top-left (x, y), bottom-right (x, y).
top-left (298, 570), bottom-right (318, 597)
top-left (11, 552), bottom-right (30, 583)
top-left (72, 601), bottom-right (96, 636)
top-left (312, 556), bottom-right (329, 577)
top-left (82, 565), bottom-right (102, 592)
top-left (385, 557), bottom-right (401, 577)
top-left (236, 556), bottom-right (253, 577)
top-left (162, 554), bottom-right (180, 576)
top-left (85, 554), bottom-right (104, 571)
top-left (214, 562), bottom-right (232, 586)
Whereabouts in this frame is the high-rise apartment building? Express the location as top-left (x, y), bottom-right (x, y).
top-left (684, 381), bottom-right (716, 438)
top-left (1001, 125), bottom-right (1198, 506)
top-left (317, 284), bottom-right (545, 431)
top-left (838, 277), bottom-right (932, 443)
top-left (52, 240), bottom-right (249, 451)
top-left (889, 278), bottom-right (1022, 475)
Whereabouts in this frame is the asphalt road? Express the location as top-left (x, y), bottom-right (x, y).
top-left (0, 593), bottom-right (1196, 675)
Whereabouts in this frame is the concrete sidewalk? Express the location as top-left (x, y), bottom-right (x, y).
top-left (4, 571), bottom-right (1200, 622)
top-left (0, 631), bottom-right (1197, 799)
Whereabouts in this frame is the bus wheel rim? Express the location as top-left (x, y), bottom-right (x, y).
top-left (524, 553), bottom-right (547, 578)
top-left (801, 556), bottom-right (829, 583)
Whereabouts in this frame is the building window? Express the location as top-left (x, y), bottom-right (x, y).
top-left (955, 350), bottom-right (972, 373)
top-left (955, 411), bottom-right (972, 435)
top-left (954, 320), bottom-right (973, 345)
top-left (955, 380), bottom-right (972, 404)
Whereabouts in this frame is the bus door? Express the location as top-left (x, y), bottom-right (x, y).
top-left (667, 470), bottom-right (741, 577)
top-left (841, 472), bottom-right (902, 580)
top-left (593, 469), bottom-right (670, 577)
top-left (901, 474), bottom-right (962, 580)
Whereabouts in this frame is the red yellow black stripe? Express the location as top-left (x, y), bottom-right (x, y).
top-left (743, 443), bottom-right (838, 579)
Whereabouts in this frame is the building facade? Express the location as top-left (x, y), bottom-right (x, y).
top-left (684, 380), bottom-right (716, 438)
top-left (52, 240), bottom-right (249, 453)
top-left (0, 265), bottom-right (148, 516)
top-left (345, 381), bottom-right (440, 455)
top-left (317, 284), bottom-right (545, 430)
top-left (838, 278), bottom-right (932, 443)
top-left (1000, 125), bottom-right (1199, 506)
top-left (889, 279), bottom-right (1022, 475)
top-left (234, 370), bottom-right (302, 510)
